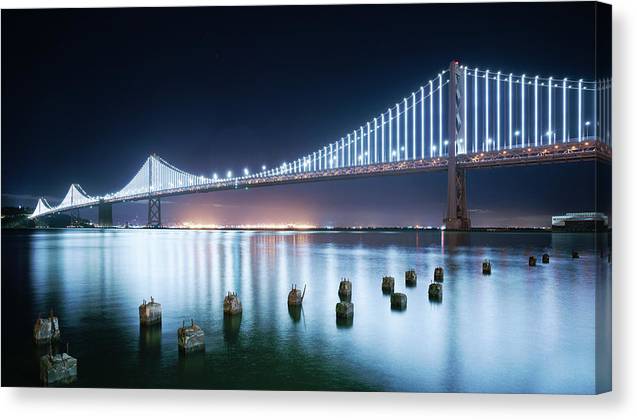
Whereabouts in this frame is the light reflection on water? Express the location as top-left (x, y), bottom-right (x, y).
top-left (1, 229), bottom-right (610, 393)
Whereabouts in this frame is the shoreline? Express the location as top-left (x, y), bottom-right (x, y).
top-left (2, 226), bottom-right (611, 233)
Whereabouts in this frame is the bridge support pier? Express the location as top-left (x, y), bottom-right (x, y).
top-left (444, 163), bottom-right (471, 230)
top-left (98, 202), bottom-right (113, 227)
top-left (148, 197), bottom-right (161, 228)
top-left (443, 60), bottom-right (471, 230)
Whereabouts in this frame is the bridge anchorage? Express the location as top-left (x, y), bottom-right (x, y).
top-left (29, 60), bottom-right (611, 229)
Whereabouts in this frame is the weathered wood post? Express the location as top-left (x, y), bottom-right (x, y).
top-left (405, 269), bottom-right (417, 287)
top-left (529, 256), bottom-right (537, 266)
top-left (223, 292), bottom-right (242, 315)
top-left (177, 319), bottom-right (205, 353)
top-left (338, 278), bottom-right (352, 302)
top-left (542, 254), bottom-right (550, 264)
top-left (287, 284), bottom-right (306, 307)
top-left (381, 276), bottom-right (395, 294)
top-left (428, 283), bottom-right (443, 301)
top-left (33, 309), bottom-right (61, 344)
top-left (390, 292), bottom-right (407, 310)
top-left (139, 296), bottom-right (162, 326)
top-left (434, 267), bottom-right (444, 282)
top-left (572, 250), bottom-right (580, 259)
top-left (482, 260), bottom-right (492, 275)
top-left (336, 301), bottom-right (354, 320)
top-left (39, 343), bottom-right (77, 385)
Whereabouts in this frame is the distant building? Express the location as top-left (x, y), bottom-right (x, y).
top-left (551, 212), bottom-right (609, 232)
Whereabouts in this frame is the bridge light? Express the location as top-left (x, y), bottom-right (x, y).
top-left (243, 168), bottom-right (249, 176)
top-left (261, 165), bottom-right (266, 171)
top-left (227, 170), bottom-right (232, 178)
top-left (514, 130), bottom-right (520, 136)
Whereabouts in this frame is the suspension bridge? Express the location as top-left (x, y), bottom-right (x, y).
top-left (30, 61), bottom-right (612, 229)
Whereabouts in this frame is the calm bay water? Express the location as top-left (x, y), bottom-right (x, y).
top-left (1, 228), bottom-right (611, 393)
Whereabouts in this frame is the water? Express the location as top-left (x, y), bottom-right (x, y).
top-left (1, 229), bottom-right (611, 393)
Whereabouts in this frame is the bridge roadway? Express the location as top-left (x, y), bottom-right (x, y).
top-left (48, 139), bottom-right (610, 215)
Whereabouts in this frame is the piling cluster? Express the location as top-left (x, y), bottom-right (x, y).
top-left (32, 310), bottom-right (78, 385)
top-left (32, 245), bottom-right (602, 385)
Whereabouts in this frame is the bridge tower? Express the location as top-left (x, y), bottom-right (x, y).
top-left (98, 201), bottom-right (113, 227)
top-left (444, 60), bottom-right (471, 230)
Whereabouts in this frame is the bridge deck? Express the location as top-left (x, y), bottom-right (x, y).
top-left (36, 139), bottom-right (610, 216)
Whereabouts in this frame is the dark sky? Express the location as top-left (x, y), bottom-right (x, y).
top-left (1, 2), bottom-right (611, 227)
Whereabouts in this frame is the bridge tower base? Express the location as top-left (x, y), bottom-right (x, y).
top-left (148, 198), bottom-right (161, 228)
top-left (98, 202), bottom-right (113, 227)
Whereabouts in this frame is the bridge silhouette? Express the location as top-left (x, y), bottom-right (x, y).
top-left (30, 61), bottom-right (612, 229)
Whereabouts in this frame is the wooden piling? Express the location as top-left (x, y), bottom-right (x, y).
top-left (338, 278), bottom-right (352, 302)
top-left (177, 319), bottom-right (205, 353)
top-left (434, 267), bottom-right (444, 282)
top-left (139, 296), bottom-right (162, 326)
top-left (405, 269), bottom-right (417, 287)
top-left (390, 292), bottom-right (407, 310)
top-left (223, 292), bottom-right (242, 315)
top-left (381, 276), bottom-right (395, 294)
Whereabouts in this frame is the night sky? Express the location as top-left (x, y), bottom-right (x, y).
top-left (1, 2), bottom-right (611, 227)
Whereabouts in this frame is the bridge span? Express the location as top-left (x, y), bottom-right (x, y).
top-left (30, 61), bottom-right (612, 229)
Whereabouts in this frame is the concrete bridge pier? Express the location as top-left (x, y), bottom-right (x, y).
top-left (98, 202), bottom-right (113, 227)
top-left (443, 60), bottom-right (471, 231)
top-left (148, 197), bottom-right (161, 228)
